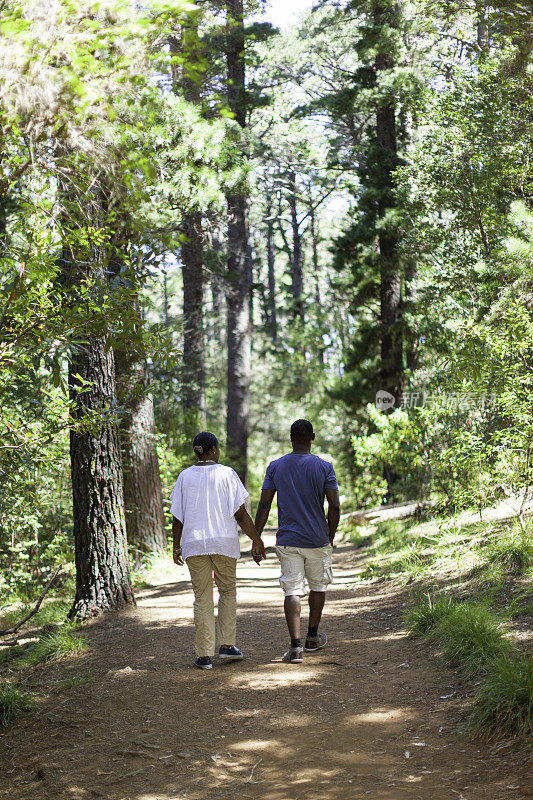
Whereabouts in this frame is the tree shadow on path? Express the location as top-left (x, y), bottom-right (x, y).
top-left (1, 541), bottom-right (531, 800)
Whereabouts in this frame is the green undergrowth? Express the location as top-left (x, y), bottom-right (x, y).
top-left (0, 599), bottom-right (71, 634)
top-left (0, 624), bottom-right (86, 671)
top-left (349, 514), bottom-right (533, 589)
top-left (0, 682), bottom-right (35, 726)
top-left (131, 549), bottom-right (179, 589)
top-left (404, 594), bottom-right (532, 741)
top-left (405, 596), bottom-right (512, 677)
top-left (349, 512), bottom-right (532, 741)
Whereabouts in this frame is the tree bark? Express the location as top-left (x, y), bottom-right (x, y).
top-left (373, 1), bottom-right (403, 502)
top-left (226, 193), bottom-right (251, 485)
top-left (287, 170), bottom-right (304, 323)
top-left (225, 0), bottom-right (250, 485)
top-left (308, 194), bottom-right (325, 365)
top-left (171, 23), bottom-right (207, 433)
top-left (115, 347), bottom-right (166, 569)
top-left (181, 211), bottom-right (206, 430)
top-left (265, 190), bottom-right (278, 342)
top-left (375, 3), bottom-right (403, 405)
top-left (69, 333), bottom-right (135, 619)
top-left (60, 176), bottom-right (135, 620)
top-left (107, 233), bottom-right (166, 569)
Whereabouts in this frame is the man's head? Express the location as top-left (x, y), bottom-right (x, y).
top-left (290, 419), bottom-right (315, 451)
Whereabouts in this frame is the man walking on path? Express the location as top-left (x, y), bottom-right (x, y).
top-left (254, 419), bottom-right (341, 663)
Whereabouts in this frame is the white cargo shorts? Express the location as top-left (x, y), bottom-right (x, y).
top-left (275, 544), bottom-right (333, 597)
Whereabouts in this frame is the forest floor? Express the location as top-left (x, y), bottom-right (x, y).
top-left (1, 531), bottom-right (532, 800)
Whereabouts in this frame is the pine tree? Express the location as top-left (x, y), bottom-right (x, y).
top-left (225, 0), bottom-right (251, 484)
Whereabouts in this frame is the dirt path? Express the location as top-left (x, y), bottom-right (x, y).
top-left (1, 533), bottom-right (531, 800)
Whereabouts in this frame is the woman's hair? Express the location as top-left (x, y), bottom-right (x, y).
top-left (193, 431), bottom-right (219, 457)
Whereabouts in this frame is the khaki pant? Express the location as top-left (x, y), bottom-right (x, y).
top-left (186, 554), bottom-right (237, 658)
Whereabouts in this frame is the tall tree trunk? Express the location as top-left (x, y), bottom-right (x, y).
top-left (248, 238), bottom-right (254, 324)
top-left (60, 175), bottom-right (134, 620)
top-left (226, 0), bottom-right (250, 485)
top-left (115, 343), bottom-right (166, 569)
top-left (308, 195), bottom-right (324, 365)
top-left (211, 275), bottom-right (223, 345)
top-left (226, 194), bottom-right (251, 484)
top-left (108, 238), bottom-right (166, 568)
top-left (69, 334), bottom-right (135, 619)
top-left (287, 170), bottom-right (304, 323)
top-left (374, 1), bottom-right (403, 501)
top-left (181, 211), bottom-right (206, 430)
top-left (265, 189), bottom-right (278, 342)
top-left (171, 23), bottom-right (206, 433)
top-left (375, 3), bottom-right (403, 406)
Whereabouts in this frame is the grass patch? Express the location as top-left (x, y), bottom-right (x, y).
top-left (0, 644), bottom-right (29, 667)
top-left (347, 514), bottom-right (533, 590)
top-left (469, 654), bottom-right (533, 740)
top-left (404, 594), bottom-right (455, 637)
top-left (53, 671), bottom-right (92, 694)
top-left (404, 595), bottom-right (512, 677)
top-left (16, 625), bottom-right (87, 668)
top-left (0, 683), bottom-right (34, 726)
top-left (484, 531), bottom-right (533, 574)
top-left (405, 593), bottom-right (532, 740)
top-left (437, 602), bottom-right (512, 677)
top-left (506, 591), bottom-right (533, 618)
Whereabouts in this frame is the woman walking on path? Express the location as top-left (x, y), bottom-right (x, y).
top-left (170, 432), bottom-right (266, 670)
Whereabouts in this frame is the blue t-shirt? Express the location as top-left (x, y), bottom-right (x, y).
top-left (262, 453), bottom-right (339, 547)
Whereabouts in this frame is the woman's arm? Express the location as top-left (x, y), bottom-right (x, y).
top-left (234, 504), bottom-right (266, 562)
top-left (172, 516), bottom-right (184, 565)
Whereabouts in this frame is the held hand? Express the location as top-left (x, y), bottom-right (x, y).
top-left (251, 539), bottom-right (266, 564)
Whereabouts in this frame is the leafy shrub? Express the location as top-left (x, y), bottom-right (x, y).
top-left (352, 405), bottom-right (427, 506)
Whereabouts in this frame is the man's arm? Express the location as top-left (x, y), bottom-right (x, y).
top-left (325, 488), bottom-right (341, 545)
top-left (172, 516), bottom-right (184, 565)
top-left (254, 488), bottom-right (275, 536)
top-left (234, 504), bottom-right (266, 562)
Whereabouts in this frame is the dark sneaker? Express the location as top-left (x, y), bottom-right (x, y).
top-left (218, 645), bottom-right (243, 661)
top-left (194, 656), bottom-right (213, 670)
top-left (282, 646), bottom-right (303, 663)
top-left (304, 632), bottom-right (327, 652)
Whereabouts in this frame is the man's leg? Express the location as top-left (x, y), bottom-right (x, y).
top-left (212, 555), bottom-right (237, 648)
top-left (284, 595), bottom-right (302, 641)
top-left (276, 546), bottom-right (306, 660)
top-left (186, 555), bottom-right (216, 658)
top-left (307, 590), bottom-right (326, 635)
top-left (304, 545), bottom-right (333, 649)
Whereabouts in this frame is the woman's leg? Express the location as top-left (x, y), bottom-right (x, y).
top-left (186, 555), bottom-right (215, 657)
top-left (212, 555), bottom-right (237, 647)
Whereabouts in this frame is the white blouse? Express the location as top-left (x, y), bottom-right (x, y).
top-left (169, 464), bottom-right (249, 561)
